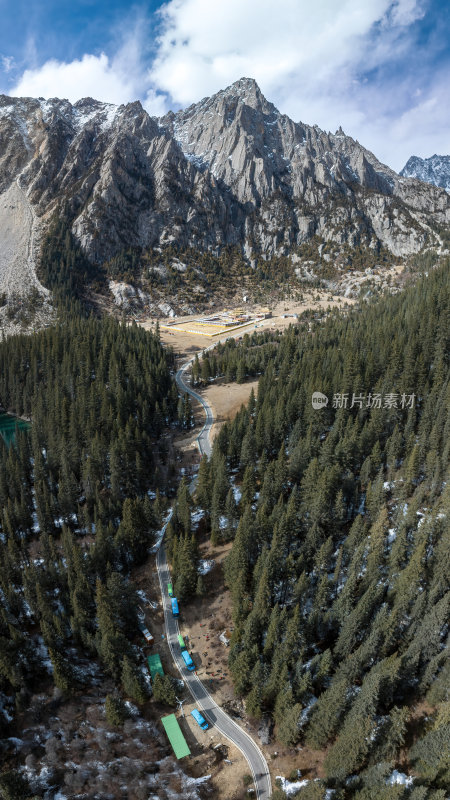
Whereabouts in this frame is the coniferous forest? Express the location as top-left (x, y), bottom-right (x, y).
top-left (0, 217), bottom-right (448, 799)
top-left (189, 263), bottom-right (449, 798)
top-left (0, 314), bottom-right (179, 737)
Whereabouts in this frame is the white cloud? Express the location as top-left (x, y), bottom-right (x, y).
top-left (389, 0), bottom-right (425, 26)
top-left (150, 0), bottom-right (426, 103)
top-left (150, 0), bottom-right (389, 105)
top-left (366, 73), bottom-right (450, 167)
top-left (12, 52), bottom-right (130, 103)
top-left (146, 0), bottom-right (445, 169)
top-left (9, 23), bottom-right (168, 117)
top-left (1, 55), bottom-right (15, 74)
top-left (4, 0), bottom-right (448, 169)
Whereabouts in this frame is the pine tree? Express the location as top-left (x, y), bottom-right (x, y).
top-left (121, 655), bottom-right (149, 703)
top-left (105, 692), bottom-right (128, 726)
top-left (152, 673), bottom-right (177, 706)
top-left (95, 578), bottom-right (132, 679)
top-left (196, 455), bottom-right (212, 516)
top-left (201, 355), bottom-right (211, 384)
top-left (49, 648), bottom-right (78, 693)
top-left (306, 677), bottom-right (349, 748)
top-left (241, 464), bottom-right (256, 507)
top-left (274, 686), bottom-right (302, 746)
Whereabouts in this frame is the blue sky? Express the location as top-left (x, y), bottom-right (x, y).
top-left (0, 0), bottom-right (448, 170)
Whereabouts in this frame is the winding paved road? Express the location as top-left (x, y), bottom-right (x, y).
top-left (175, 354), bottom-right (215, 458)
top-left (156, 348), bottom-right (272, 800)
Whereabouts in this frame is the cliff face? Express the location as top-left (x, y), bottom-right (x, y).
top-left (0, 78), bottom-right (449, 292)
top-left (400, 154), bottom-right (450, 192)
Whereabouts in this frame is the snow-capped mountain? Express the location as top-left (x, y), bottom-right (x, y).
top-left (0, 78), bottom-right (449, 302)
top-left (400, 154), bottom-right (450, 192)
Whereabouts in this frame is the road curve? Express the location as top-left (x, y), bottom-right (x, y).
top-left (156, 349), bottom-right (272, 800)
top-left (175, 349), bottom-right (216, 458)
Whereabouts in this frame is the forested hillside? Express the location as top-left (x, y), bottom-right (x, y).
top-left (0, 316), bottom-right (177, 743)
top-left (191, 263), bottom-right (449, 798)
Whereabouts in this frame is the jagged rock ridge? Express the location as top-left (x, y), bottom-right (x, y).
top-left (0, 79), bottom-right (449, 296)
top-left (400, 154), bottom-right (450, 192)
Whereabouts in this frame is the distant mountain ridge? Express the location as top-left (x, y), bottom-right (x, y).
top-left (400, 154), bottom-right (450, 192)
top-left (0, 78), bottom-right (449, 302)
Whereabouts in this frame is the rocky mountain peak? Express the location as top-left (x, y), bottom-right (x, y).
top-left (162, 75), bottom-right (277, 136)
top-left (74, 97), bottom-right (105, 109)
top-left (220, 76), bottom-right (276, 113)
top-left (400, 154), bottom-right (450, 191)
top-left (0, 78), bottom-right (449, 301)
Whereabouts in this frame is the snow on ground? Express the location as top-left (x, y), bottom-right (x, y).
top-left (0, 693), bottom-right (14, 723)
top-left (233, 485), bottom-right (242, 502)
top-left (137, 589), bottom-right (158, 610)
top-left (140, 665), bottom-right (152, 690)
top-left (150, 509), bottom-right (173, 553)
top-left (124, 701), bottom-right (139, 717)
top-left (35, 637), bottom-right (53, 674)
top-left (191, 509), bottom-right (205, 524)
top-left (276, 776), bottom-right (309, 795)
top-left (185, 774), bottom-right (212, 786)
top-left (198, 559), bottom-right (215, 575)
top-left (137, 590), bottom-right (150, 608)
top-left (7, 736), bottom-right (24, 747)
top-left (387, 770), bottom-right (413, 787)
top-left (298, 696), bottom-right (318, 728)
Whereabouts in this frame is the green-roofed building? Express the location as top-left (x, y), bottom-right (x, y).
top-left (147, 653), bottom-right (164, 680)
top-left (161, 714), bottom-right (191, 759)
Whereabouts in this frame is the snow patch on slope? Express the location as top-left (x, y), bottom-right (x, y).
top-left (400, 154), bottom-right (450, 192)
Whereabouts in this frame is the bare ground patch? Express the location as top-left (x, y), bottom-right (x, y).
top-left (0, 179), bottom-right (54, 337)
top-left (141, 291), bottom-right (355, 361)
top-left (200, 379), bottom-right (259, 443)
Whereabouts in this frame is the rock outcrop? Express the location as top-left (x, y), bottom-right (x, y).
top-left (400, 154), bottom-right (450, 192)
top-left (0, 79), bottom-right (449, 299)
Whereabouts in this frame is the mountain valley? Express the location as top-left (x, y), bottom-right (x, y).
top-left (0, 79), bottom-right (449, 337)
top-left (0, 75), bottom-right (449, 800)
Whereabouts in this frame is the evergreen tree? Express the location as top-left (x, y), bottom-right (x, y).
top-left (49, 648), bottom-right (78, 693)
top-left (152, 673), bottom-right (177, 706)
top-left (121, 655), bottom-right (149, 703)
top-left (105, 693), bottom-right (128, 726)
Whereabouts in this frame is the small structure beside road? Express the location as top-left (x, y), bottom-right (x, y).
top-left (139, 622), bottom-right (154, 645)
top-left (147, 653), bottom-right (164, 680)
top-left (161, 713), bottom-right (191, 759)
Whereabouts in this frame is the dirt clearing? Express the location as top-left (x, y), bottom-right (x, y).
top-left (141, 291), bottom-right (355, 360)
top-left (202, 378), bottom-right (259, 442)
